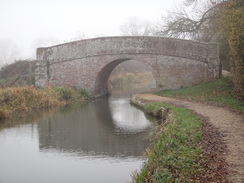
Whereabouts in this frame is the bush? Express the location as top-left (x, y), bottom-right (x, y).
top-left (78, 88), bottom-right (91, 100)
top-left (53, 87), bottom-right (74, 101)
top-left (53, 87), bottom-right (91, 102)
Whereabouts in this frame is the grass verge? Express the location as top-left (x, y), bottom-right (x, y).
top-left (0, 86), bottom-right (90, 119)
top-left (157, 78), bottom-right (244, 112)
top-left (131, 100), bottom-right (203, 182)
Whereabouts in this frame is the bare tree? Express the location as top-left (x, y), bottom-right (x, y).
top-left (155, 0), bottom-right (223, 42)
top-left (155, 0), bottom-right (244, 98)
top-left (69, 32), bottom-right (86, 41)
top-left (154, 0), bottom-right (232, 71)
top-left (0, 39), bottom-right (21, 67)
top-left (120, 17), bottom-right (154, 36)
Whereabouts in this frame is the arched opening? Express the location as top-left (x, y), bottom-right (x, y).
top-left (94, 59), bottom-right (156, 97)
top-left (109, 60), bottom-right (156, 97)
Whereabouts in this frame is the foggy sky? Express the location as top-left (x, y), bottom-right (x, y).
top-left (0, 0), bottom-right (183, 63)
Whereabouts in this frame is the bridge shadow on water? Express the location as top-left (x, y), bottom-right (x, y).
top-left (37, 93), bottom-right (154, 158)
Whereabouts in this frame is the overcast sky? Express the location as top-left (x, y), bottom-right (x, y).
top-left (0, 0), bottom-right (183, 60)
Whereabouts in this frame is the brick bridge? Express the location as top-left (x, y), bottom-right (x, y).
top-left (35, 36), bottom-right (219, 97)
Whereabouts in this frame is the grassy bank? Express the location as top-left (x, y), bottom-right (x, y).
top-left (0, 86), bottom-right (90, 119)
top-left (131, 100), bottom-right (203, 182)
top-left (157, 78), bottom-right (244, 112)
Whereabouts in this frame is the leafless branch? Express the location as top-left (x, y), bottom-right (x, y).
top-left (156, 1), bottom-right (221, 41)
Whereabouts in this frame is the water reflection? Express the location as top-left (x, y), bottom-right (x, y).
top-left (0, 82), bottom-right (155, 183)
top-left (110, 98), bottom-right (152, 134)
top-left (0, 124), bottom-right (145, 183)
top-left (38, 97), bottom-right (152, 157)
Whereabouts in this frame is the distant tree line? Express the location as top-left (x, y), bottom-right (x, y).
top-left (0, 60), bottom-right (36, 87)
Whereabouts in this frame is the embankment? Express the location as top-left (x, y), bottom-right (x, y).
top-left (131, 94), bottom-right (233, 182)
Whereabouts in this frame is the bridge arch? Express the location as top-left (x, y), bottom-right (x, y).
top-left (35, 36), bottom-right (219, 97)
top-left (94, 58), bottom-right (130, 96)
top-left (94, 58), bottom-right (156, 96)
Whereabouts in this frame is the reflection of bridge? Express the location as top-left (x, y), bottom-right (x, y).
top-left (35, 36), bottom-right (219, 97)
top-left (38, 98), bottom-right (151, 157)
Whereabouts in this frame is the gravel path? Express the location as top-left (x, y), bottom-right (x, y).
top-left (133, 93), bottom-right (244, 183)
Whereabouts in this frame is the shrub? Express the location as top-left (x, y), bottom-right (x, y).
top-left (53, 87), bottom-right (74, 101)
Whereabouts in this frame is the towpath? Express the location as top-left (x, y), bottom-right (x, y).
top-left (133, 93), bottom-right (244, 183)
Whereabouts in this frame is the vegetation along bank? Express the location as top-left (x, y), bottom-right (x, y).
top-left (0, 86), bottom-right (90, 120)
top-left (130, 97), bottom-right (230, 182)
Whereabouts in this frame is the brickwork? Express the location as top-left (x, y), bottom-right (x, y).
top-left (35, 36), bottom-right (219, 97)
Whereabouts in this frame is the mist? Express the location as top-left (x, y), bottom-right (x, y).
top-left (0, 0), bottom-right (182, 67)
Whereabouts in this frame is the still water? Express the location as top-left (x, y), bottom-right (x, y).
top-left (0, 83), bottom-right (155, 183)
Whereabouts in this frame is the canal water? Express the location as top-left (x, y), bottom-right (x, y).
top-left (0, 83), bottom-right (155, 183)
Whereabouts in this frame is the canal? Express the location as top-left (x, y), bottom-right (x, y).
top-left (0, 83), bottom-right (155, 183)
